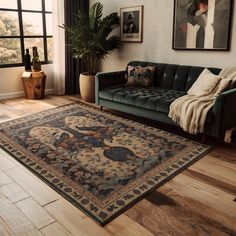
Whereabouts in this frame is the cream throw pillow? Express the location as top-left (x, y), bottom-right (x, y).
top-left (187, 68), bottom-right (222, 96)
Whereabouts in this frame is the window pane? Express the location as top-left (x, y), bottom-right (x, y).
top-left (45, 0), bottom-right (52, 12)
top-left (0, 38), bottom-right (21, 64)
top-left (0, 0), bottom-right (17, 9)
top-left (24, 38), bottom-right (44, 61)
top-left (23, 12), bottom-right (43, 36)
top-left (21, 0), bottom-right (42, 11)
top-left (47, 37), bottom-right (52, 61)
top-left (0, 11), bottom-right (20, 36)
top-left (46, 13), bottom-right (52, 35)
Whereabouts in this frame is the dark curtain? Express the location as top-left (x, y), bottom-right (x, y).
top-left (64, 0), bottom-right (89, 94)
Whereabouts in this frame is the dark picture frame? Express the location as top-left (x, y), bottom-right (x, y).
top-left (172, 0), bottom-right (232, 50)
top-left (120, 5), bottom-right (143, 42)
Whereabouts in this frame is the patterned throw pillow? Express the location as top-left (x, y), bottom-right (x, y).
top-left (126, 66), bottom-right (156, 87)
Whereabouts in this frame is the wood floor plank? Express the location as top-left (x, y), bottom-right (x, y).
top-left (6, 167), bottom-right (61, 206)
top-left (0, 217), bottom-right (12, 236)
top-left (190, 155), bottom-right (236, 186)
top-left (0, 148), bottom-right (28, 168)
top-left (15, 197), bottom-right (55, 229)
top-left (44, 198), bottom-right (111, 236)
top-left (165, 174), bottom-right (236, 222)
top-left (0, 169), bottom-right (13, 187)
top-left (40, 222), bottom-right (72, 236)
top-left (0, 193), bottom-right (43, 235)
top-left (184, 169), bottom-right (236, 196)
top-left (125, 190), bottom-right (236, 236)
top-left (209, 148), bottom-right (236, 165)
top-left (105, 215), bottom-right (154, 236)
top-left (0, 182), bottom-right (29, 203)
top-left (0, 150), bottom-right (17, 171)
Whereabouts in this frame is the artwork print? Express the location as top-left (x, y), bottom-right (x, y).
top-left (173, 0), bottom-right (232, 50)
top-left (123, 11), bottom-right (140, 34)
top-left (120, 6), bottom-right (143, 42)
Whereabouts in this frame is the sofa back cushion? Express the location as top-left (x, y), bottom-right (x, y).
top-left (127, 61), bottom-right (221, 92)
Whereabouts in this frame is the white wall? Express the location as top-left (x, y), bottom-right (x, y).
top-left (90, 0), bottom-right (236, 72)
top-left (0, 64), bottom-right (54, 99)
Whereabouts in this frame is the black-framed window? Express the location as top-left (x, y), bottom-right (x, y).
top-left (0, 0), bottom-right (52, 68)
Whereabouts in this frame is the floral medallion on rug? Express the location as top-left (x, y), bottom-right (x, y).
top-left (0, 102), bottom-right (210, 225)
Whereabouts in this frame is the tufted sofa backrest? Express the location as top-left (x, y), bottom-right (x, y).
top-left (127, 61), bottom-right (221, 92)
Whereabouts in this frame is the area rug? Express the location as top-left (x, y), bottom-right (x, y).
top-left (0, 102), bottom-right (210, 225)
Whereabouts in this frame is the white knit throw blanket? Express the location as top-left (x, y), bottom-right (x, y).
top-left (168, 67), bottom-right (236, 135)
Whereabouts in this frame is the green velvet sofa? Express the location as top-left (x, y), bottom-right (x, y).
top-left (95, 61), bottom-right (236, 138)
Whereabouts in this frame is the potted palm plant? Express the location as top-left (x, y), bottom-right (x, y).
top-left (61, 2), bottom-right (121, 102)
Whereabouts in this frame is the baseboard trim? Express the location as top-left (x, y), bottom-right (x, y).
top-left (0, 89), bottom-right (55, 100)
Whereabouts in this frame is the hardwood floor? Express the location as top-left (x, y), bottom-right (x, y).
top-left (0, 96), bottom-right (235, 236)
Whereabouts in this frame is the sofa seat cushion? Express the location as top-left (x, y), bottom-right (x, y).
top-left (99, 86), bottom-right (186, 113)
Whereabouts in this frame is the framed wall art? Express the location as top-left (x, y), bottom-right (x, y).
top-left (172, 0), bottom-right (232, 50)
top-left (120, 5), bottom-right (143, 42)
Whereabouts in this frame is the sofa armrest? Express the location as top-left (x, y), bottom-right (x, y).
top-left (95, 71), bottom-right (126, 105)
top-left (212, 88), bottom-right (236, 137)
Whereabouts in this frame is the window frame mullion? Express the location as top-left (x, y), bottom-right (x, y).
top-left (17, 0), bottom-right (25, 64)
top-left (42, 0), bottom-right (48, 62)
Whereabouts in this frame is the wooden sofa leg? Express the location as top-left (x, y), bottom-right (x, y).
top-left (100, 106), bottom-right (103, 111)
